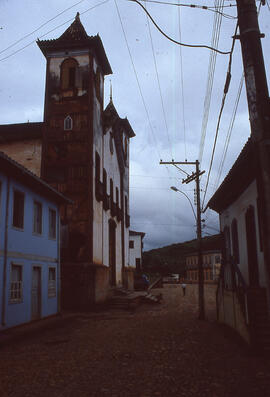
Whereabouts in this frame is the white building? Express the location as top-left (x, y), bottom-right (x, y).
top-left (208, 138), bottom-right (270, 349)
top-left (129, 231), bottom-right (145, 273)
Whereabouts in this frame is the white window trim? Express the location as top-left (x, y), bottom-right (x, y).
top-left (48, 266), bottom-right (56, 298)
top-left (9, 262), bottom-right (23, 304)
top-left (33, 200), bottom-right (43, 236)
top-left (48, 208), bottom-right (57, 240)
top-left (12, 188), bottom-right (25, 231)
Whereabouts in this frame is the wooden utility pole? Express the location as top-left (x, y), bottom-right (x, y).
top-left (236, 0), bottom-right (270, 285)
top-left (160, 160), bottom-right (205, 320)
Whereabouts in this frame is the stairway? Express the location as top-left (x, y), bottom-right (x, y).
top-left (247, 287), bottom-right (270, 353)
top-left (109, 288), bottom-right (162, 310)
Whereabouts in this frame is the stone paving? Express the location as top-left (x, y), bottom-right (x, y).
top-left (1, 284), bottom-right (270, 397)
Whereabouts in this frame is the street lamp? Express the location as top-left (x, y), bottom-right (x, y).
top-left (170, 186), bottom-right (197, 221)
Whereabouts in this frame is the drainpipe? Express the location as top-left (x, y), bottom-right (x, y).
top-left (57, 207), bottom-right (61, 314)
top-left (2, 177), bottom-right (10, 326)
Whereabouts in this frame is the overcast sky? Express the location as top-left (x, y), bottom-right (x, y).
top-left (1, 0), bottom-right (270, 251)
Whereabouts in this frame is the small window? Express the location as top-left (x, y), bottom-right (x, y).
top-left (95, 152), bottom-right (100, 182)
top-left (64, 116), bottom-right (73, 131)
top-left (49, 209), bottom-right (57, 239)
top-left (33, 201), bottom-right (42, 235)
top-left (110, 133), bottom-right (114, 154)
top-left (116, 187), bottom-right (119, 207)
top-left (129, 240), bottom-right (134, 249)
top-left (103, 169), bottom-right (107, 195)
top-left (13, 190), bottom-right (24, 229)
top-left (10, 264), bottom-right (23, 303)
top-left (48, 267), bottom-right (56, 298)
top-left (125, 195), bottom-right (128, 216)
top-left (110, 179), bottom-right (114, 207)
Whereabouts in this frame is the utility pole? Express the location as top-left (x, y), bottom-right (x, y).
top-left (160, 160), bottom-right (205, 320)
top-left (236, 0), bottom-right (270, 286)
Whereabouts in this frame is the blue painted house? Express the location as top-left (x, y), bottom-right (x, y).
top-left (0, 151), bottom-right (70, 330)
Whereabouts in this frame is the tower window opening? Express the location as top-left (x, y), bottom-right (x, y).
top-left (61, 58), bottom-right (78, 90)
top-left (69, 67), bottom-right (76, 87)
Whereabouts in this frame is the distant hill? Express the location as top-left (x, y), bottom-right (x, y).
top-left (142, 234), bottom-right (222, 276)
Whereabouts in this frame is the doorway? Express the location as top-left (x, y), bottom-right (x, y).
top-left (32, 266), bottom-right (41, 320)
top-left (109, 220), bottom-right (116, 286)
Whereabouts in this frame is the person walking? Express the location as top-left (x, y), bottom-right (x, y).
top-left (181, 282), bottom-right (187, 296)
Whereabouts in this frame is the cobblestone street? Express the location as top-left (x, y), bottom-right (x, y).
top-left (1, 284), bottom-right (270, 397)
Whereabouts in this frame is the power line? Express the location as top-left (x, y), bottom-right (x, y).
top-left (201, 23), bottom-right (238, 210)
top-left (0, 1), bottom-right (109, 62)
top-left (114, 0), bottom-right (163, 162)
top-left (198, 0), bottom-right (225, 163)
top-left (144, 1), bottom-right (173, 157)
top-left (214, 74), bottom-right (244, 190)
top-left (177, 1), bottom-right (187, 160)
top-left (131, 0), bottom-right (237, 18)
top-left (131, 222), bottom-right (196, 227)
top-left (0, 0), bottom-right (88, 56)
top-left (128, 0), bottom-right (231, 54)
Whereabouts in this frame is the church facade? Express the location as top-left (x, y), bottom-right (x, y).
top-left (0, 14), bottom-right (136, 309)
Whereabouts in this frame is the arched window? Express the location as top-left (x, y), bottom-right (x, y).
top-left (231, 218), bottom-right (240, 264)
top-left (61, 58), bottom-right (78, 89)
top-left (64, 116), bottom-right (73, 131)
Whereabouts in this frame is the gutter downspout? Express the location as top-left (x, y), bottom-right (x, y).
top-left (2, 177), bottom-right (10, 326)
top-left (57, 207), bottom-right (61, 314)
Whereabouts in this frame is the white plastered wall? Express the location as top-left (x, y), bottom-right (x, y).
top-left (220, 179), bottom-right (267, 287)
top-left (129, 235), bottom-right (142, 269)
top-left (103, 126), bottom-right (122, 284)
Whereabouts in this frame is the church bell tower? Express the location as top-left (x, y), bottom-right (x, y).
top-left (37, 13), bottom-right (112, 265)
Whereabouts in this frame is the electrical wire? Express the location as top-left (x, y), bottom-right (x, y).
top-left (198, 0), bottom-right (225, 163)
top-left (214, 74), bottom-right (244, 190)
top-left (114, 0), bottom-right (164, 165)
top-left (130, 0), bottom-right (237, 18)
top-left (0, 0), bottom-right (88, 56)
top-left (128, 0), bottom-right (231, 54)
top-left (0, 1), bottom-right (109, 62)
top-left (177, 1), bottom-right (187, 160)
top-left (201, 23), bottom-right (238, 210)
top-left (144, 1), bottom-right (173, 158)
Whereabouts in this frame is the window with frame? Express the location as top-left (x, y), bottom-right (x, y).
top-left (49, 209), bottom-right (57, 239)
top-left (13, 190), bottom-right (24, 229)
top-left (129, 240), bottom-right (134, 249)
top-left (103, 169), bottom-right (107, 195)
top-left (48, 267), bottom-right (56, 298)
top-left (95, 152), bottom-right (100, 182)
top-left (64, 116), bottom-right (73, 131)
top-left (10, 264), bottom-right (23, 303)
top-left (110, 179), bottom-right (114, 208)
top-left (116, 187), bottom-right (119, 207)
top-left (33, 201), bottom-right (42, 235)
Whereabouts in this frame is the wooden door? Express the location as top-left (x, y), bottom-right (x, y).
top-left (109, 221), bottom-right (116, 286)
top-left (32, 267), bottom-right (41, 320)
